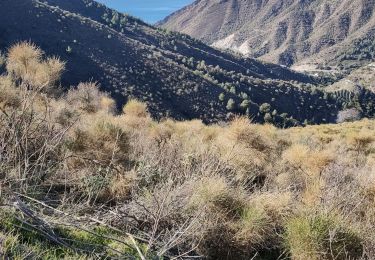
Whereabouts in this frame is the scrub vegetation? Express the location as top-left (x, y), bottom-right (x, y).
top-left (1, 43), bottom-right (374, 259)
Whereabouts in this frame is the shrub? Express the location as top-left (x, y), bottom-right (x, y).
top-left (282, 144), bottom-right (333, 174)
top-left (66, 45), bottom-right (73, 54)
top-left (234, 205), bottom-right (273, 249)
top-left (259, 103), bottom-right (271, 113)
top-left (217, 117), bottom-right (278, 182)
top-left (0, 88), bottom-right (66, 191)
top-left (189, 176), bottom-right (283, 259)
top-left (66, 115), bottom-right (130, 165)
top-left (337, 108), bottom-right (361, 123)
top-left (219, 92), bottom-right (225, 101)
top-left (284, 213), bottom-right (363, 260)
top-left (2, 41), bottom-right (375, 260)
top-left (64, 116), bottom-right (131, 203)
top-left (66, 82), bottom-right (113, 113)
top-left (240, 99), bottom-right (249, 109)
top-left (6, 42), bottom-right (65, 90)
top-left (264, 112), bottom-right (273, 122)
top-left (227, 117), bottom-right (275, 152)
top-left (347, 130), bottom-right (374, 151)
top-left (0, 76), bottom-right (20, 109)
top-left (190, 176), bottom-right (246, 217)
top-left (226, 98), bottom-right (235, 110)
top-left (122, 99), bottom-right (148, 118)
top-left (0, 51), bottom-right (5, 68)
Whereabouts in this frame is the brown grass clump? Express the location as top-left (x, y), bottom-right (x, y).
top-left (7, 42), bottom-right (43, 73)
top-left (0, 76), bottom-right (20, 109)
top-left (108, 170), bottom-right (137, 201)
top-left (234, 205), bottom-right (273, 248)
top-left (225, 117), bottom-right (276, 154)
top-left (117, 99), bottom-right (152, 131)
top-left (6, 42), bottom-right (64, 89)
top-left (147, 119), bottom-right (176, 143)
top-left (282, 144), bottom-right (334, 174)
top-left (284, 212), bottom-right (363, 260)
top-left (250, 191), bottom-right (293, 224)
top-left (190, 176), bottom-right (245, 217)
top-left (281, 144), bottom-right (334, 206)
top-left (217, 117), bottom-right (278, 184)
top-left (347, 129), bottom-right (375, 152)
top-left (123, 99), bottom-right (148, 118)
top-left (66, 82), bottom-right (114, 113)
top-left (66, 115), bottom-right (130, 167)
top-left (188, 177), bottom-right (255, 258)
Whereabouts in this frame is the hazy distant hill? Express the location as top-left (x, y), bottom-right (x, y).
top-left (159, 0), bottom-right (375, 72)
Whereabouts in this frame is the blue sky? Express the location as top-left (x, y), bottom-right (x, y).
top-left (96, 0), bottom-right (193, 24)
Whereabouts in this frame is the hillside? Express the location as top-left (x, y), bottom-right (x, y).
top-left (159, 0), bottom-right (375, 71)
top-left (0, 0), bottom-right (346, 126)
top-left (1, 44), bottom-right (375, 258)
top-left (2, 1), bottom-right (375, 259)
top-left (328, 62), bottom-right (375, 93)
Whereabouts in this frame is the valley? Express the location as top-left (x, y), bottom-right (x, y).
top-left (1, 0), bottom-right (375, 259)
top-left (2, 0), bottom-right (374, 126)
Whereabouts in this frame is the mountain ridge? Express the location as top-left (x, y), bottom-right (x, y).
top-left (159, 0), bottom-right (375, 71)
top-left (0, 0), bottom-right (352, 126)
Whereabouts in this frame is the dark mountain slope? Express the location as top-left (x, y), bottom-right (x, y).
top-left (159, 0), bottom-right (375, 72)
top-left (41, 0), bottom-right (311, 82)
top-left (0, 0), bottom-right (367, 125)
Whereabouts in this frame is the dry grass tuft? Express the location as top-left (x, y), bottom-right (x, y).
top-left (7, 42), bottom-right (64, 89)
top-left (347, 129), bottom-right (375, 152)
top-left (284, 213), bottom-right (363, 260)
top-left (234, 205), bottom-right (273, 248)
top-left (0, 76), bottom-right (20, 109)
top-left (190, 176), bottom-right (245, 217)
top-left (66, 82), bottom-right (111, 113)
top-left (123, 99), bottom-right (148, 118)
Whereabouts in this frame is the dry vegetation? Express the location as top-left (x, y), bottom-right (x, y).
top-left (1, 42), bottom-right (375, 259)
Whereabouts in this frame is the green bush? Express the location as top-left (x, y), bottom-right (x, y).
top-left (259, 103), bottom-right (271, 114)
top-left (226, 98), bottom-right (235, 110)
top-left (284, 213), bottom-right (363, 260)
top-left (219, 93), bottom-right (225, 102)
